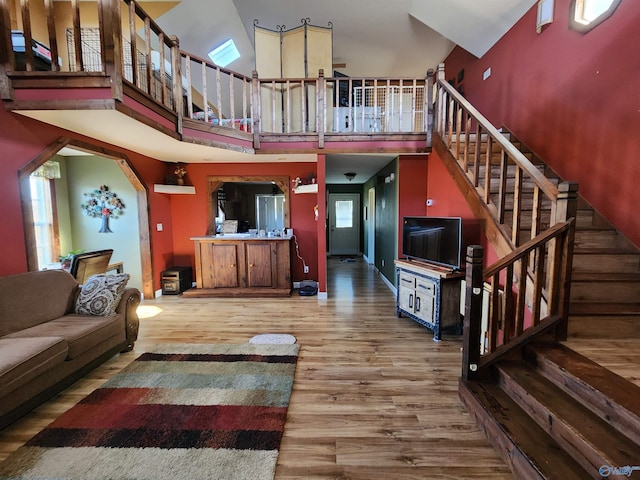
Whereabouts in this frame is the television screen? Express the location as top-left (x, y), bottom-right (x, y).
top-left (402, 216), bottom-right (462, 269)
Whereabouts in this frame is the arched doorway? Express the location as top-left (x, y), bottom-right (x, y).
top-left (19, 137), bottom-right (154, 299)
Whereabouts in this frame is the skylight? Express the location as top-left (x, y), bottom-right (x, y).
top-left (208, 39), bottom-right (240, 67)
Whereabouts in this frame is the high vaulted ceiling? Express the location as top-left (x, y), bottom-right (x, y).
top-left (149, 0), bottom-right (536, 183)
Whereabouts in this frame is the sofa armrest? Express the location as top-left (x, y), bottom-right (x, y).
top-left (115, 287), bottom-right (141, 352)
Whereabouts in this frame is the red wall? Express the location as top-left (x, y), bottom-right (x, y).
top-left (445, 0), bottom-right (640, 248)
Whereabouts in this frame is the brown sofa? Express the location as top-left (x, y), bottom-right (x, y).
top-left (0, 269), bottom-right (140, 429)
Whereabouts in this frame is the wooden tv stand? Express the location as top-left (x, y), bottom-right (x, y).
top-left (394, 259), bottom-right (464, 341)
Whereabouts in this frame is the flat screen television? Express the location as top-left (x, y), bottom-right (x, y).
top-left (402, 216), bottom-right (462, 270)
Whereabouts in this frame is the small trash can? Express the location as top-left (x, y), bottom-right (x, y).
top-left (161, 266), bottom-right (192, 295)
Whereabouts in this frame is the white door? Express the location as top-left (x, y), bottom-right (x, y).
top-left (329, 193), bottom-right (360, 255)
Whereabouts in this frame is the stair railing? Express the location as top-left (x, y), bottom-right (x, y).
top-left (462, 217), bottom-right (576, 380)
top-left (433, 64), bottom-right (573, 255)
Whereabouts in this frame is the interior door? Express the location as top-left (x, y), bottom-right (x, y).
top-left (329, 193), bottom-right (360, 256)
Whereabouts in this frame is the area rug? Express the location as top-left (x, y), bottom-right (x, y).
top-left (0, 343), bottom-right (300, 480)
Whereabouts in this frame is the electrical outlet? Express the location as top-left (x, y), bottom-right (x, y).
top-left (304, 265), bottom-right (309, 274)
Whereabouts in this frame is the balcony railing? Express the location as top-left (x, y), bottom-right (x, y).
top-left (0, 0), bottom-right (432, 145)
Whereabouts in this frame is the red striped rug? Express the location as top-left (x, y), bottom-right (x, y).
top-left (0, 343), bottom-right (299, 480)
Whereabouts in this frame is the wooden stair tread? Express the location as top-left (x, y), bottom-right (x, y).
top-left (571, 272), bottom-right (640, 282)
top-left (525, 342), bottom-right (640, 446)
top-left (458, 379), bottom-right (592, 480)
top-left (569, 303), bottom-right (640, 315)
top-left (573, 247), bottom-right (640, 255)
top-left (497, 361), bottom-right (640, 470)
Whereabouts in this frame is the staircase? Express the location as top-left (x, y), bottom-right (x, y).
top-left (458, 342), bottom-right (640, 479)
top-left (450, 129), bottom-right (640, 339)
top-left (433, 72), bottom-right (640, 480)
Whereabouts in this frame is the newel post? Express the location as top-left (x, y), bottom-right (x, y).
top-left (435, 63), bottom-right (446, 135)
top-left (426, 68), bottom-right (434, 148)
top-left (554, 181), bottom-right (579, 340)
top-left (317, 69), bottom-right (325, 149)
top-left (98, 0), bottom-right (123, 102)
top-left (462, 245), bottom-right (484, 380)
top-left (170, 35), bottom-right (183, 133)
top-left (251, 70), bottom-right (261, 149)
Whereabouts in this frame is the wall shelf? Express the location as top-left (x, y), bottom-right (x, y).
top-left (154, 184), bottom-right (196, 194)
top-left (293, 184), bottom-right (318, 194)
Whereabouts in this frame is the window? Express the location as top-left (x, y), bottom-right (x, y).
top-left (208, 39), bottom-right (240, 68)
top-left (30, 176), bottom-right (58, 269)
top-left (570, 0), bottom-right (621, 32)
top-left (335, 200), bottom-right (353, 228)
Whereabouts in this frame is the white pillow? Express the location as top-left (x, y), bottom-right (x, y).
top-left (75, 273), bottom-right (130, 316)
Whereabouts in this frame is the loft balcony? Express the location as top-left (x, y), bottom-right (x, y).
top-left (0, 0), bottom-right (433, 161)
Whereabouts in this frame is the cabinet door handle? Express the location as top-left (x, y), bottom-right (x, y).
top-left (249, 263), bottom-right (254, 267)
top-left (409, 293), bottom-right (413, 308)
top-left (415, 296), bottom-right (421, 312)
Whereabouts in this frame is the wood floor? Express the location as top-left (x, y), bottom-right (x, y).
top-left (1, 257), bottom-right (636, 478)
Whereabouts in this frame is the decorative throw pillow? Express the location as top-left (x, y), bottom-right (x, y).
top-left (75, 273), bottom-right (130, 316)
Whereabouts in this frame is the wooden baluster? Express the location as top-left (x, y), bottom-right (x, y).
top-left (472, 124), bottom-right (481, 187)
top-left (158, 33), bottom-right (166, 105)
top-left (483, 135), bottom-right (492, 204)
top-left (300, 79), bottom-right (306, 133)
top-left (373, 78), bottom-right (378, 132)
top-left (184, 55), bottom-right (193, 119)
top-left (447, 96), bottom-right (454, 147)
top-left (455, 105), bottom-right (462, 160)
top-left (44, 0), bottom-right (58, 71)
top-left (271, 79), bottom-right (276, 133)
top-left (0, 0), bottom-right (13, 99)
top-left (317, 70), bottom-right (325, 148)
top-left (462, 245), bottom-right (484, 380)
top-left (143, 17), bottom-right (151, 95)
top-left (201, 60), bottom-right (208, 122)
top-left (515, 257), bottom-right (527, 336)
top-left (128, 0), bottom-right (137, 85)
top-left (511, 166), bottom-right (524, 246)
top-left (251, 70), bottom-right (260, 148)
top-left (463, 112), bottom-right (471, 172)
top-left (503, 264), bottom-right (514, 343)
top-left (531, 244), bottom-right (546, 325)
top-left (229, 73), bottom-right (235, 127)
top-left (285, 80), bottom-right (291, 133)
top-left (216, 66), bottom-right (222, 124)
top-left (384, 79), bottom-right (390, 132)
top-left (242, 76), bottom-right (248, 131)
top-left (489, 274), bottom-right (500, 352)
top-left (497, 150), bottom-right (508, 224)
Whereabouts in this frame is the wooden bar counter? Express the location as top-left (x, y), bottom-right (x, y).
top-left (185, 234), bottom-right (292, 297)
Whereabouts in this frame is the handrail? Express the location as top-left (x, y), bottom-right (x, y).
top-left (433, 64), bottom-right (573, 252)
top-left (436, 78), bottom-right (559, 201)
top-left (462, 218), bottom-right (576, 380)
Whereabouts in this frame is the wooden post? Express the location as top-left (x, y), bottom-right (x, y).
top-left (251, 70), bottom-right (261, 149)
top-left (170, 35), bottom-right (183, 133)
top-left (0, 0), bottom-right (15, 100)
top-left (462, 245), bottom-right (484, 380)
top-left (317, 69), bottom-right (325, 149)
top-left (98, 0), bottom-right (123, 101)
top-left (426, 68), bottom-right (434, 148)
top-left (552, 181), bottom-right (578, 340)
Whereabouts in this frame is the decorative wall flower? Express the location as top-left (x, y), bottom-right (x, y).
top-left (81, 185), bottom-right (125, 233)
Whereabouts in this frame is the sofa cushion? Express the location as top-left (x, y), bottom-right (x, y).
top-left (0, 270), bottom-right (78, 337)
top-left (0, 337), bottom-right (68, 399)
top-left (5, 314), bottom-right (125, 360)
top-left (75, 273), bottom-right (130, 316)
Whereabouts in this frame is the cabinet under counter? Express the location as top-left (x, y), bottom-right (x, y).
top-left (185, 236), bottom-right (293, 297)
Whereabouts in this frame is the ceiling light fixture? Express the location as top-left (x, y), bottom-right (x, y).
top-left (344, 172), bottom-right (356, 181)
